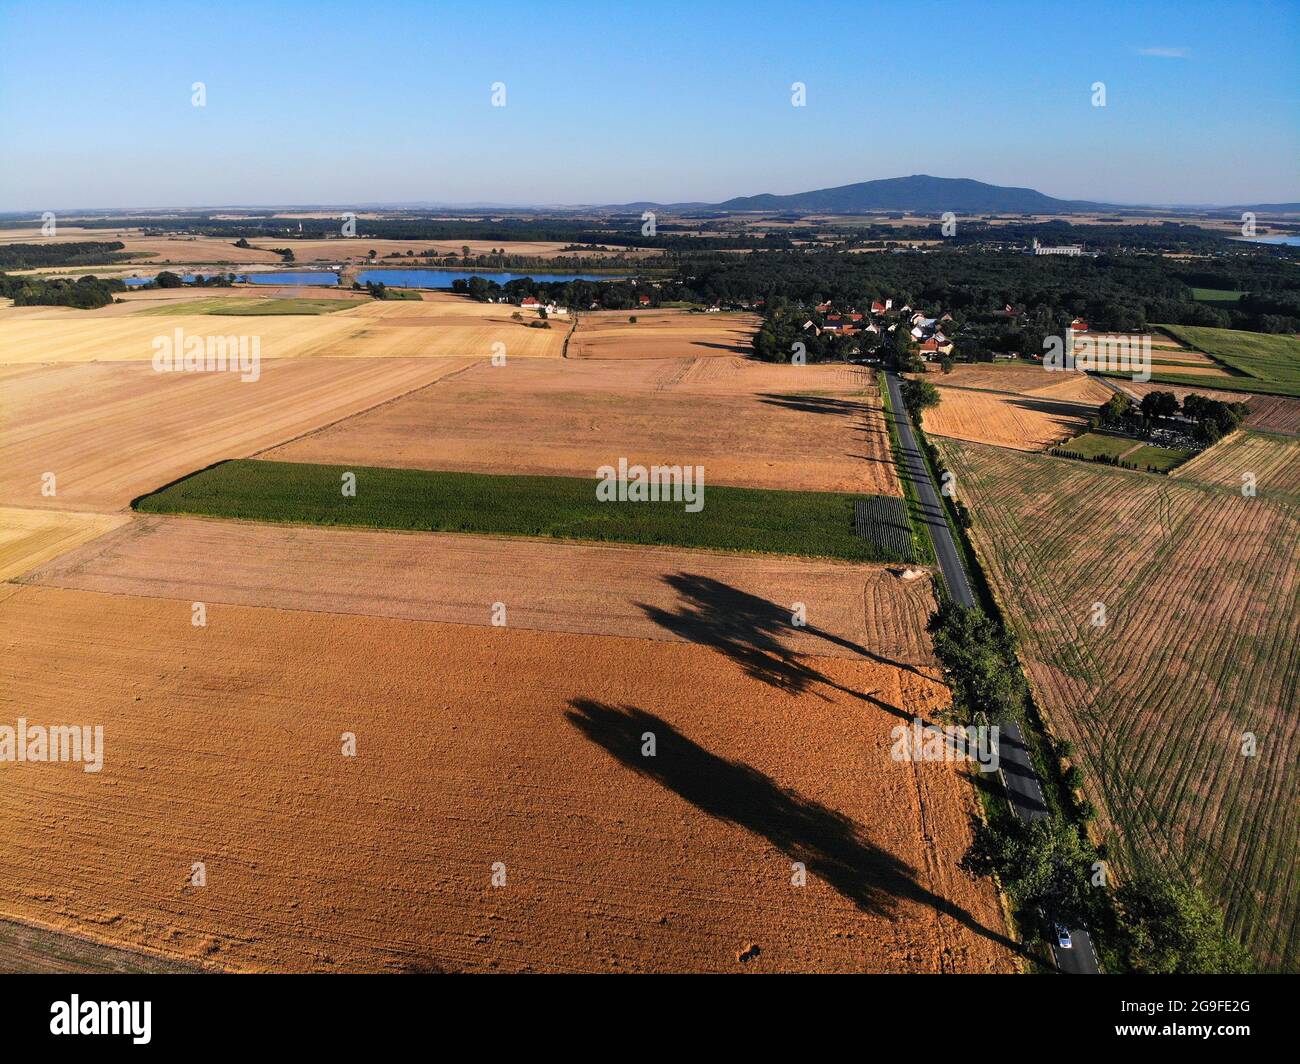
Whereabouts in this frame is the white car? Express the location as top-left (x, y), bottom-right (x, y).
top-left (1055, 924), bottom-right (1073, 949)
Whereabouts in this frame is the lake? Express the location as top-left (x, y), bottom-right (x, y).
top-left (124, 269), bottom-right (624, 289)
top-left (1245, 235), bottom-right (1300, 247)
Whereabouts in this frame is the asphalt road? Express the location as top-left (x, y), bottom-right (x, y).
top-left (882, 370), bottom-right (974, 607)
top-left (884, 370), bottom-right (1099, 973)
top-left (998, 723), bottom-right (1101, 974)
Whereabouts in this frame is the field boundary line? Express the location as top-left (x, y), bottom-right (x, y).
top-left (245, 357), bottom-right (485, 458)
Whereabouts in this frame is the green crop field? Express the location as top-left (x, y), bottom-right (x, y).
top-left (1060, 432), bottom-right (1191, 471)
top-left (1190, 287), bottom-right (1244, 303)
top-left (135, 459), bottom-right (909, 563)
top-left (136, 297), bottom-right (359, 316)
top-left (852, 495), bottom-right (917, 562)
top-left (1153, 324), bottom-right (1300, 397)
top-left (1060, 432), bottom-right (1136, 459)
top-left (937, 438), bottom-right (1300, 971)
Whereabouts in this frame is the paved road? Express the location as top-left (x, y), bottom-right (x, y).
top-left (882, 370), bottom-right (974, 607)
top-left (998, 723), bottom-right (1101, 974)
top-left (884, 370), bottom-right (1099, 973)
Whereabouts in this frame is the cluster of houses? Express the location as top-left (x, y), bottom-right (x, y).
top-left (802, 297), bottom-right (957, 360)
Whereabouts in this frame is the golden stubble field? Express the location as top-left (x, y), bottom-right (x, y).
top-left (0, 284), bottom-right (1016, 973)
top-left (0, 577), bottom-right (1015, 974)
top-left (0, 291), bottom-right (566, 364)
top-left (0, 357), bottom-right (477, 513)
top-left (0, 226), bottom-right (661, 264)
top-left (23, 517), bottom-right (937, 664)
top-left (569, 310), bottom-right (761, 360)
top-left (263, 354), bottom-right (901, 495)
top-left (918, 365), bottom-right (1112, 450)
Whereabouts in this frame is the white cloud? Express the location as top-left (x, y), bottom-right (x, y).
top-left (1136, 46), bottom-right (1190, 58)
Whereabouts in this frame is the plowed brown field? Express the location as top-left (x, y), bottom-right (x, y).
top-left (0, 357), bottom-right (474, 512)
top-left (262, 355), bottom-right (899, 495)
top-left (0, 584), bottom-right (1015, 974)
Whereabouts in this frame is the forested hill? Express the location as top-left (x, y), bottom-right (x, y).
top-left (710, 175), bottom-right (1106, 214)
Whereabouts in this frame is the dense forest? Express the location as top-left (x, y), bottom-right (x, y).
top-left (0, 271), bottom-right (125, 308)
top-left (0, 241), bottom-right (130, 268)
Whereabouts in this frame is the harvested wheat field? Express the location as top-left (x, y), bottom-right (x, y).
top-left (0, 583), bottom-right (1015, 973)
top-left (23, 516), bottom-right (937, 667)
top-left (0, 357), bottom-right (474, 512)
top-left (1171, 430), bottom-right (1300, 501)
top-left (0, 293), bottom-right (563, 365)
top-left (938, 439), bottom-right (1300, 971)
top-left (263, 355), bottom-right (898, 495)
top-left (0, 229), bottom-right (649, 265)
top-left (921, 385), bottom-right (1100, 450)
top-left (569, 310), bottom-right (760, 360)
top-left (0, 507), bottom-right (127, 580)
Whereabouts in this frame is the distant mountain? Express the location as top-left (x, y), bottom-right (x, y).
top-left (706, 175), bottom-right (1107, 214)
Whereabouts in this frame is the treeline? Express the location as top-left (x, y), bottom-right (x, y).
top-left (453, 275), bottom-right (654, 310)
top-left (0, 241), bottom-right (129, 268)
top-left (0, 271), bottom-right (125, 309)
top-left (61, 214), bottom-right (783, 250)
top-left (703, 248), bottom-right (1299, 343)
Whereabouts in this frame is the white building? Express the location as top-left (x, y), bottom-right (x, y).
top-left (1032, 238), bottom-right (1083, 256)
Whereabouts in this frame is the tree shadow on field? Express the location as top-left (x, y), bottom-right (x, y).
top-left (758, 393), bottom-right (898, 473)
top-left (635, 573), bottom-right (932, 702)
top-left (756, 393), bottom-right (864, 417)
top-left (564, 698), bottom-right (1024, 954)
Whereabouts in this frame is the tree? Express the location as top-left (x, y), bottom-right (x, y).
top-left (901, 377), bottom-right (940, 414)
top-left (1139, 390), bottom-right (1179, 420)
top-left (1114, 872), bottom-right (1252, 974)
top-left (154, 270), bottom-right (184, 288)
top-left (961, 817), bottom-right (1105, 932)
top-left (926, 601), bottom-right (1021, 721)
top-left (1098, 392), bottom-right (1132, 426)
top-left (939, 355), bottom-right (954, 374)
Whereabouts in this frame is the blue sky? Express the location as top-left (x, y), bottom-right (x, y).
top-left (1, 0), bottom-right (1296, 209)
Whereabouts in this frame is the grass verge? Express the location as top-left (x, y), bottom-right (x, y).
top-left (876, 370), bottom-right (937, 566)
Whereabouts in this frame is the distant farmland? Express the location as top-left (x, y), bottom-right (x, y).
top-left (938, 439), bottom-right (1300, 971)
top-left (1149, 325), bottom-right (1300, 397)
